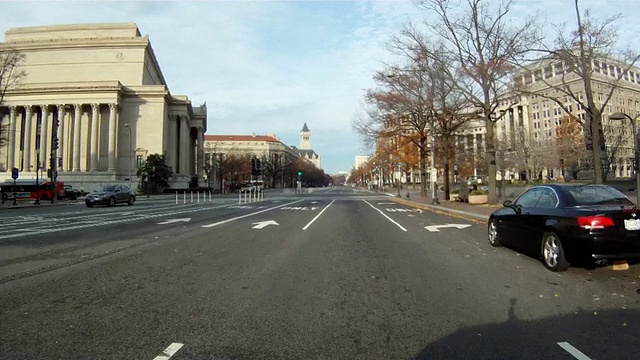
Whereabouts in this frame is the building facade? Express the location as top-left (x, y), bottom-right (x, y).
top-left (0, 23), bottom-right (206, 191)
top-left (500, 55), bottom-right (640, 180)
top-left (203, 134), bottom-right (301, 189)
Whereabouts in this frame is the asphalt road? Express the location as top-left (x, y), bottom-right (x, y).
top-left (1, 187), bottom-right (639, 359)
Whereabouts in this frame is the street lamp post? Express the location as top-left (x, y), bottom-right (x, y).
top-left (430, 129), bottom-right (439, 204)
top-left (610, 112), bottom-right (640, 206)
top-left (124, 123), bottom-right (132, 190)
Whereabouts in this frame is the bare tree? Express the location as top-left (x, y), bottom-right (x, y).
top-left (260, 152), bottom-right (286, 189)
top-left (516, 0), bottom-right (640, 183)
top-left (354, 56), bottom-right (436, 197)
top-left (410, 0), bottom-right (541, 204)
top-left (0, 47), bottom-right (27, 147)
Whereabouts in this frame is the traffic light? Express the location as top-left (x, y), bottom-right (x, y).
top-left (297, 170), bottom-right (302, 176)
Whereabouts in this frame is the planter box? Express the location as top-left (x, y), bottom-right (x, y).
top-left (449, 194), bottom-right (459, 201)
top-left (468, 194), bottom-right (488, 205)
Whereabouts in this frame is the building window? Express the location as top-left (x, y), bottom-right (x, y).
top-left (136, 155), bottom-right (144, 169)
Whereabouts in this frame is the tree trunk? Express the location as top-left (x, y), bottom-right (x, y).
top-left (420, 142), bottom-right (427, 197)
top-left (485, 119), bottom-right (498, 204)
top-left (443, 162), bottom-right (450, 201)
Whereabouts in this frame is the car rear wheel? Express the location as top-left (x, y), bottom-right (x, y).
top-left (86, 202), bottom-right (94, 208)
top-left (128, 196), bottom-right (135, 205)
top-left (108, 196), bottom-right (116, 207)
top-left (488, 218), bottom-right (501, 247)
top-left (541, 232), bottom-right (570, 272)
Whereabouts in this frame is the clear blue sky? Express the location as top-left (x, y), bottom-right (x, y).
top-left (1, 0), bottom-right (638, 174)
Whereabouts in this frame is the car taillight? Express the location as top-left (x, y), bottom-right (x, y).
top-left (578, 216), bottom-right (615, 229)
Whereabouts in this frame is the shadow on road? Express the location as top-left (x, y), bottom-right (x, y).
top-left (414, 298), bottom-right (640, 359)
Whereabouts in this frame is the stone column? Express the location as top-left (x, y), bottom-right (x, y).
top-left (197, 128), bottom-right (204, 185)
top-left (108, 103), bottom-right (118, 172)
top-left (8, 106), bottom-right (17, 170)
top-left (73, 104), bottom-right (82, 172)
top-left (179, 116), bottom-right (189, 174)
top-left (57, 105), bottom-right (66, 171)
top-left (40, 106), bottom-right (49, 171)
top-left (168, 116), bottom-right (178, 172)
top-left (23, 106), bottom-right (33, 171)
top-left (90, 104), bottom-right (100, 171)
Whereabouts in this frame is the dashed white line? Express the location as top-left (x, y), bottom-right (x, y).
top-left (363, 200), bottom-right (407, 232)
top-left (153, 342), bottom-right (184, 360)
top-left (302, 200), bottom-right (334, 230)
top-left (557, 342), bottom-right (592, 360)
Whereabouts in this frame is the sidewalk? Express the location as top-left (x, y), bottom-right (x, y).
top-left (387, 189), bottom-right (499, 221)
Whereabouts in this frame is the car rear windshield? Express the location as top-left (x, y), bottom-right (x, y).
top-left (100, 185), bottom-right (117, 192)
top-left (566, 185), bottom-right (633, 206)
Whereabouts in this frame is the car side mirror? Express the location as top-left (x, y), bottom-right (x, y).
top-left (503, 200), bottom-right (513, 207)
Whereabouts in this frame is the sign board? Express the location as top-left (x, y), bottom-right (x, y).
top-left (11, 167), bottom-right (19, 180)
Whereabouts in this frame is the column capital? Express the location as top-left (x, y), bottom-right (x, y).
top-left (108, 103), bottom-right (118, 112)
top-left (91, 103), bottom-right (100, 112)
top-left (9, 106), bottom-right (17, 115)
top-left (74, 103), bottom-right (82, 111)
top-left (40, 105), bottom-right (49, 113)
top-left (25, 105), bottom-right (35, 114)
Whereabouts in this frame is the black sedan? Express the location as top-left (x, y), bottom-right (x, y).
top-left (488, 184), bottom-right (640, 271)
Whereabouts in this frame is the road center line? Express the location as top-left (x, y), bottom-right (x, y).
top-left (153, 342), bottom-right (184, 360)
top-left (557, 342), bottom-right (592, 360)
top-left (302, 200), bottom-right (334, 230)
top-left (363, 200), bottom-right (407, 232)
top-left (201, 200), bottom-right (303, 228)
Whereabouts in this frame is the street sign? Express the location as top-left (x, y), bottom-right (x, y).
top-left (425, 224), bottom-right (471, 232)
top-left (11, 167), bottom-right (19, 180)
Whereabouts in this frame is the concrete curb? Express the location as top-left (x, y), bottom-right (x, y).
top-left (393, 198), bottom-right (490, 221)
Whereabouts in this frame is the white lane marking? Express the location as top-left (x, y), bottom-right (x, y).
top-left (557, 342), bottom-right (592, 360)
top-left (153, 342), bottom-right (184, 360)
top-left (202, 200), bottom-right (303, 228)
top-left (363, 200), bottom-right (407, 232)
top-left (302, 200), bottom-right (334, 231)
top-left (157, 218), bottom-right (191, 225)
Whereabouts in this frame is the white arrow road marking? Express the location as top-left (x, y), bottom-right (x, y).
top-left (425, 224), bottom-right (471, 232)
top-left (120, 211), bottom-right (135, 216)
top-left (157, 218), bottom-right (191, 225)
top-left (252, 220), bottom-right (279, 229)
top-left (202, 200), bottom-right (303, 228)
top-left (378, 202), bottom-right (395, 205)
top-left (153, 342), bottom-right (184, 360)
top-left (311, 201), bottom-right (319, 204)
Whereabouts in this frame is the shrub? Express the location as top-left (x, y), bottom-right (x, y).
top-left (451, 189), bottom-right (460, 194)
top-left (470, 190), bottom-right (487, 196)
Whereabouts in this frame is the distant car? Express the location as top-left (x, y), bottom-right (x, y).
top-left (488, 184), bottom-right (640, 272)
top-left (85, 184), bottom-right (135, 207)
top-left (240, 183), bottom-right (262, 193)
top-left (64, 185), bottom-right (80, 200)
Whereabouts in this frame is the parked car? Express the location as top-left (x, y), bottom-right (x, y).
top-left (488, 184), bottom-right (640, 271)
top-left (64, 185), bottom-right (81, 200)
top-left (85, 184), bottom-right (135, 207)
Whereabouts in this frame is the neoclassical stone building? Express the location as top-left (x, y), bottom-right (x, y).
top-left (0, 23), bottom-right (206, 190)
